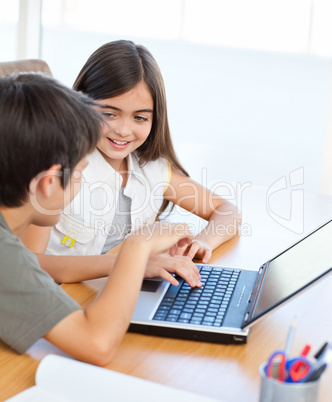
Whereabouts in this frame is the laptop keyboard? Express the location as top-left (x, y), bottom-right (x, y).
top-left (153, 265), bottom-right (241, 327)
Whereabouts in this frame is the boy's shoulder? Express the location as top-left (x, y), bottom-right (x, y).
top-left (0, 213), bottom-right (81, 354)
top-left (0, 213), bottom-right (38, 270)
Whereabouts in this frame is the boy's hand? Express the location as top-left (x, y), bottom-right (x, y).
top-left (145, 254), bottom-right (201, 287)
top-left (130, 222), bottom-right (194, 256)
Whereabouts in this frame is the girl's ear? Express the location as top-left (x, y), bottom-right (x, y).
top-left (29, 164), bottom-right (63, 198)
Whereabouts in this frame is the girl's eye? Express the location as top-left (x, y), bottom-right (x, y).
top-left (103, 112), bottom-right (115, 118)
top-left (134, 116), bottom-right (148, 122)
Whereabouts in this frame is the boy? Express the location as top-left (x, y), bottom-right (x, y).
top-left (0, 73), bottom-right (193, 365)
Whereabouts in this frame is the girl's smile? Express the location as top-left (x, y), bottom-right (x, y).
top-left (107, 137), bottom-right (132, 149)
top-left (96, 81), bottom-right (153, 172)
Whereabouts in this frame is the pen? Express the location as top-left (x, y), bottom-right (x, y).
top-left (300, 344), bottom-right (311, 357)
top-left (314, 342), bottom-right (329, 360)
top-left (285, 317), bottom-right (297, 356)
top-left (292, 344), bottom-right (311, 373)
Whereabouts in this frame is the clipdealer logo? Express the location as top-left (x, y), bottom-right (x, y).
top-left (266, 167), bottom-right (304, 234)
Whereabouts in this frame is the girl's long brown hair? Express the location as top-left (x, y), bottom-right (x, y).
top-left (73, 40), bottom-right (188, 217)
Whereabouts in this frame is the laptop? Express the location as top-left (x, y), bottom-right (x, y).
top-left (129, 219), bottom-right (332, 344)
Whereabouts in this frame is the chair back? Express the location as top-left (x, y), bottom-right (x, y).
top-left (0, 59), bottom-right (52, 77)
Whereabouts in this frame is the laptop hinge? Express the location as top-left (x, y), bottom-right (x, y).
top-left (241, 262), bottom-right (269, 329)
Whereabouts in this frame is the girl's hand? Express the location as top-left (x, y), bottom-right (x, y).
top-left (174, 239), bottom-right (212, 264)
top-left (145, 254), bottom-right (202, 287)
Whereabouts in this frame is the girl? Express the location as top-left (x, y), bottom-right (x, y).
top-left (23, 40), bottom-right (240, 286)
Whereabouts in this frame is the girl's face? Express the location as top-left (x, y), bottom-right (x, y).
top-left (96, 81), bottom-right (154, 171)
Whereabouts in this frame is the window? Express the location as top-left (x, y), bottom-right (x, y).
top-left (0, 0), bottom-right (19, 61)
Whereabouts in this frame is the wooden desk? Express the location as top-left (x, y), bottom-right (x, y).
top-left (1, 185), bottom-right (332, 401)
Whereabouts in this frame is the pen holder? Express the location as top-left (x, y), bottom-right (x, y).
top-left (258, 363), bottom-right (322, 402)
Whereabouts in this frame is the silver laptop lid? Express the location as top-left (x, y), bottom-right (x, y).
top-left (242, 220), bottom-right (332, 329)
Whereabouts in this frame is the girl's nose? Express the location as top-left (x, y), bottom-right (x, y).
top-left (113, 119), bottom-right (132, 137)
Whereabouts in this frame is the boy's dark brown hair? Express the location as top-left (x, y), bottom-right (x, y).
top-left (0, 73), bottom-right (102, 207)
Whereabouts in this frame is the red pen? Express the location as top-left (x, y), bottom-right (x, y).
top-left (292, 344), bottom-right (311, 373)
top-left (301, 344), bottom-right (311, 357)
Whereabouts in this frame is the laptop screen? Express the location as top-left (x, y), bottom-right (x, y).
top-left (250, 220), bottom-right (332, 322)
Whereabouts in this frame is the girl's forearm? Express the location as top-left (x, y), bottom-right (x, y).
top-left (195, 202), bottom-right (241, 250)
top-left (36, 253), bottom-right (117, 283)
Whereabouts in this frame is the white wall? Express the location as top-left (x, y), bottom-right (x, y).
top-left (2, 0), bottom-right (332, 195)
top-left (321, 64), bottom-right (332, 194)
top-left (41, 30), bottom-right (332, 193)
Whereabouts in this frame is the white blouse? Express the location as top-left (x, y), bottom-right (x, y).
top-left (46, 149), bottom-right (171, 256)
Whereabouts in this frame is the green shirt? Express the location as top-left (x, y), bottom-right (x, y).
top-left (0, 213), bottom-right (81, 353)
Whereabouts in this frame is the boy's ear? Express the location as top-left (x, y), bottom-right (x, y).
top-left (30, 164), bottom-right (63, 198)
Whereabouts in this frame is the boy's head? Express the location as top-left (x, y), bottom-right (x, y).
top-left (0, 73), bottom-right (101, 218)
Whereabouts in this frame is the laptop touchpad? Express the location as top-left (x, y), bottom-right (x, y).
top-left (141, 279), bottom-right (163, 292)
